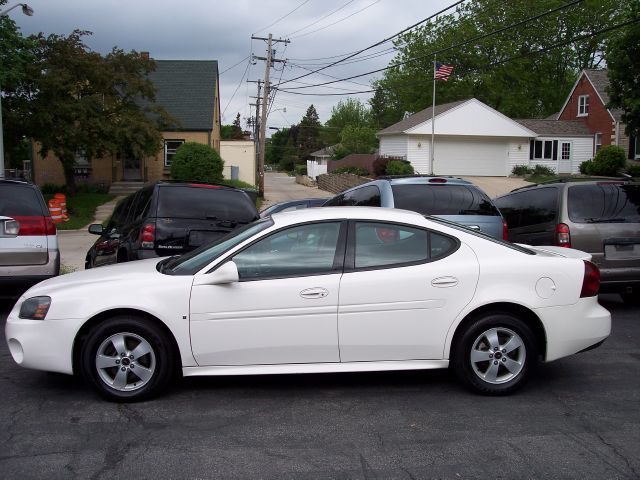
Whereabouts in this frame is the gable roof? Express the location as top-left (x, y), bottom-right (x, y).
top-left (378, 100), bottom-right (467, 135)
top-left (559, 69), bottom-right (623, 123)
top-left (148, 60), bottom-right (218, 131)
top-left (310, 145), bottom-right (337, 157)
top-left (515, 119), bottom-right (592, 137)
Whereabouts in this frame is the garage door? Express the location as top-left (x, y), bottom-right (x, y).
top-left (433, 138), bottom-right (508, 176)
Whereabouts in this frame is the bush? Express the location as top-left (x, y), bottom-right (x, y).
top-left (579, 159), bottom-right (594, 175)
top-left (372, 157), bottom-right (391, 177)
top-left (333, 166), bottom-right (369, 176)
top-left (170, 142), bottom-right (224, 183)
top-left (531, 164), bottom-right (556, 176)
top-left (626, 163), bottom-right (640, 178)
top-left (294, 164), bottom-right (307, 176)
top-left (511, 165), bottom-right (533, 176)
top-left (385, 160), bottom-right (414, 176)
top-left (584, 145), bottom-right (626, 176)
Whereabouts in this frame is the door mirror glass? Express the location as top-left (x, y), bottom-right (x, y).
top-left (88, 224), bottom-right (104, 235)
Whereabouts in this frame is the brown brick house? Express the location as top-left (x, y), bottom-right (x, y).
top-left (558, 69), bottom-right (638, 160)
top-left (32, 58), bottom-right (221, 188)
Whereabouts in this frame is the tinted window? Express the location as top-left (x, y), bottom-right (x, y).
top-left (323, 193), bottom-right (345, 207)
top-left (391, 184), bottom-right (500, 216)
top-left (0, 185), bottom-right (43, 216)
top-left (233, 222), bottom-right (342, 279)
top-left (568, 184), bottom-right (640, 223)
top-left (157, 186), bottom-right (257, 222)
top-left (326, 185), bottom-right (381, 207)
top-left (430, 232), bottom-right (457, 259)
top-left (354, 222), bottom-right (429, 269)
top-left (495, 188), bottom-right (557, 228)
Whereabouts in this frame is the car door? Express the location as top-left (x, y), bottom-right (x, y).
top-left (189, 221), bottom-right (346, 366)
top-left (92, 196), bottom-right (132, 267)
top-left (337, 221), bottom-right (479, 362)
top-left (495, 188), bottom-right (558, 245)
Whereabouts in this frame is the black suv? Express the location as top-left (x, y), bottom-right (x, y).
top-left (86, 182), bottom-right (259, 268)
top-left (494, 179), bottom-right (640, 303)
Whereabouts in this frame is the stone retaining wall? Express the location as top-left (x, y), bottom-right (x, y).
top-left (317, 173), bottom-right (371, 194)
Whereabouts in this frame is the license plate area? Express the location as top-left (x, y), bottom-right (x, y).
top-left (604, 238), bottom-right (640, 260)
top-left (188, 230), bottom-right (226, 247)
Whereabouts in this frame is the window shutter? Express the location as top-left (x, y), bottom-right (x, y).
top-left (553, 140), bottom-right (558, 160)
top-left (529, 140), bottom-right (534, 160)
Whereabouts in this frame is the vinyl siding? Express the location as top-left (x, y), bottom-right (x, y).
top-left (379, 136), bottom-right (408, 159)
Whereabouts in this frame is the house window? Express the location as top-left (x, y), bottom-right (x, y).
top-left (164, 140), bottom-right (184, 167)
top-left (532, 140), bottom-right (558, 161)
top-left (578, 95), bottom-right (589, 116)
top-left (635, 137), bottom-right (640, 159)
top-left (595, 133), bottom-right (602, 153)
top-left (561, 142), bottom-right (571, 160)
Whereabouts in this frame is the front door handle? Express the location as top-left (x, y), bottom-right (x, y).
top-left (300, 287), bottom-right (329, 299)
top-left (431, 276), bottom-right (459, 288)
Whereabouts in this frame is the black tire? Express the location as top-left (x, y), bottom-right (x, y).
top-left (620, 288), bottom-right (640, 306)
top-left (80, 315), bottom-right (175, 402)
top-left (452, 313), bottom-right (538, 395)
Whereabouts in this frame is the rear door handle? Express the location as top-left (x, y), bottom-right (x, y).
top-left (300, 287), bottom-right (329, 299)
top-left (431, 276), bottom-right (459, 288)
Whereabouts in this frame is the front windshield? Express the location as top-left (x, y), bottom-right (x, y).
top-left (162, 218), bottom-right (273, 275)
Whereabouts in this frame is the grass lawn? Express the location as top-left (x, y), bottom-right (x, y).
top-left (44, 193), bottom-right (115, 230)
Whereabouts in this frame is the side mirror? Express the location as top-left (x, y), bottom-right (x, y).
top-left (88, 224), bottom-right (104, 235)
top-left (193, 261), bottom-right (239, 286)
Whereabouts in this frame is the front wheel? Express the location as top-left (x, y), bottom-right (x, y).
top-left (452, 313), bottom-right (538, 395)
top-left (80, 316), bottom-right (175, 402)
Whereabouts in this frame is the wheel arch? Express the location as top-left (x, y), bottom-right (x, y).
top-left (72, 308), bottom-right (182, 377)
top-left (448, 302), bottom-right (547, 360)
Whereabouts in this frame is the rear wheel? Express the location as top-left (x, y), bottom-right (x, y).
top-left (80, 316), bottom-right (175, 402)
top-left (452, 313), bottom-right (537, 395)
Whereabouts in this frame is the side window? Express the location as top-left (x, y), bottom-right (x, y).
top-left (123, 191), bottom-right (142, 225)
top-left (134, 187), bottom-right (154, 220)
top-left (494, 194), bottom-right (522, 229)
top-left (233, 222), bottom-right (342, 280)
top-left (430, 232), bottom-right (457, 259)
top-left (518, 188), bottom-right (558, 227)
top-left (323, 193), bottom-right (345, 207)
top-left (324, 186), bottom-right (381, 207)
top-left (354, 222), bottom-right (429, 269)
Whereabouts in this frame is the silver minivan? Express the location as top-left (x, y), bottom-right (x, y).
top-left (494, 180), bottom-right (640, 304)
top-left (0, 179), bottom-right (60, 298)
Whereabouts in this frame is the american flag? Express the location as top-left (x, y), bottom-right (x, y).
top-left (435, 63), bottom-right (454, 81)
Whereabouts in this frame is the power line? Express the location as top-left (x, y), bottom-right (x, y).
top-left (252, 0), bottom-right (311, 35)
top-left (276, 0), bottom-right (467, 87)
top-left (219, 55), bottom-right (250, 75)
top-left (278, 0), bottom-right (586, 91)
top-left (284, 0), bottom-right (357, 37)
top-left (221, 58), bottom-right (251, 119)
top-left (291, 0), bottom-right (384, 39)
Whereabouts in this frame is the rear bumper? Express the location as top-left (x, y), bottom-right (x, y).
top-left (0, 250), bottom-right (60, 298)
top-left (535, 296), bottom-right (611, 362)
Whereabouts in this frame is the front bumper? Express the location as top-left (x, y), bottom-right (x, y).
top-left (535, 296), bottom-right (611, 362)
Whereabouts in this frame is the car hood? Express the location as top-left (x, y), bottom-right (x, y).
top-left (23, 257), bottom-right (165, 296)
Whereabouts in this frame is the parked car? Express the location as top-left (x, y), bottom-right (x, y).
top-left (0, 179), bottom-right (59, 298)
top-left (85, 181), bottom-right (259, 268)
top-left (494, 179), bottom-right (640, 304)
top-left (323, 176), bottom-right (507, 240)
top-left (260, 198), bottom-right (327, 217)
top-left (7, 207), bottom-right (610, 401)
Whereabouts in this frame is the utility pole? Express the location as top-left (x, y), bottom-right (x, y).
top-left (248, 79), bottom-right (262, 186)
top-left (251, 33), bottom-right (289, 197)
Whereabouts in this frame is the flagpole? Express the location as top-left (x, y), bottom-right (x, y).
top-left (430, 54), bottom-right (436, 175)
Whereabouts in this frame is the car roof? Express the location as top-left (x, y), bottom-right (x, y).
top-left (0, 179), bottom-right (36, 187)
top-left (504, 177), bottom-right (636, 194)
top-left (377, 175), bottom-right (473, 186)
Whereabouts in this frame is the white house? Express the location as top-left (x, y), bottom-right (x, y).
top-left (378, 98), bottom-right (594, 176)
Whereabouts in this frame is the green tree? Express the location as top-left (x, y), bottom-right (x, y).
top-left (324, 98), bottom-right (373, 145)
top-left (221, 112), bottom-right (244, 139)
top-left (606, 2), bottom-right (640, 138)
top-left (170, 142), bottom-right (224, 183)
top-left (2, 30), bottom-right (174, 192)
top-left (371, 0), bottom-right (626, 126)
top-left (333, 125), bottom-right (378, 159)
top-left (297, 105), bottom-right (323, 161)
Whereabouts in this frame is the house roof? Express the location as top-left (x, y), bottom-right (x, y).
top-left (583, 69), bottom-right (624, 121)
top-left (148, 60), bottom-right (218, 131)
top-left (515, 119), bottom-right (592, 137)
top-left (310, 145), bottom-right (337, 157)
top-left (378, 100), bottom-right (467, 135)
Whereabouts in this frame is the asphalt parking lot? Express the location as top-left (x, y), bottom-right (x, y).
top-left (1, 294), bottom-right (638, 479)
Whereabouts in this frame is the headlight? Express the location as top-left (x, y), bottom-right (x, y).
top-left (19, 296), bottom-right (51, 320)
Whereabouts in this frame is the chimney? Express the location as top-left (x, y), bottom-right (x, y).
top-left (141, 51), bottom-right (150, 60)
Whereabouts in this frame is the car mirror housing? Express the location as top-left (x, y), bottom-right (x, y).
top-left (193, 261), bottom-right (239, 286)
top-left (88, 224), bottom-right (104, 235)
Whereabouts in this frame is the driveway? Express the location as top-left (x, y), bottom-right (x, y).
top-left (460, 176), bottom-right (530, 197)
top-left (263, 172), bottom-right (332, 209)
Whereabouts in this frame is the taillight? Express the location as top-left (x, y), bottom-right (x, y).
top-left (140, 223), bottom-right (155, 249)
top-left (580, 260), bottom-right (600, 297)
top-left (10, 216), bottom-right (54, 236)
top-left (555, 223), bottom-right (571, 248)
top-left (428, 178), bottom-right (447, 183)
top-left (502, 218), bottom-right (509, 241)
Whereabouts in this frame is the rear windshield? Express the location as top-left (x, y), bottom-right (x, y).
top-left (157, 186), bottom-right (258, 222)
top-left (0, 185), bottom-right (44, 216)
top-left (391, 184), bottom-right (500, 216)
top-left (568, 183), bottom-right (640, 223)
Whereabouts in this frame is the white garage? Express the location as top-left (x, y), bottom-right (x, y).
top-left (378, 99), bottom-right (536, 177)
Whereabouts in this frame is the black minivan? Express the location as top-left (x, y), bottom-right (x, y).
top-left (86, 182), bottom-right (259, 268)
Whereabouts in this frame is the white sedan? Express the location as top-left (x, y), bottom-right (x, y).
top-left (5, 207), bottom-right (611, 401)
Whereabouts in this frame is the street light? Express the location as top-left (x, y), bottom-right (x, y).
top-left (0, 3), bottom-right (34, 180)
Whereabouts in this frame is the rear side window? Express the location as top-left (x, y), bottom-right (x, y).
top-left (568, 183), bottom-right (640, 223)
top-left (325, 185), bottom-right (381, 207)
top-left (0, 185), bottom-right (44, 216)
top-left (391, 184), bottom-right (500, 216)
top-left (157, 186), bottom-right (257, 222)
top-left (495, 188), bottom-right (557, 228)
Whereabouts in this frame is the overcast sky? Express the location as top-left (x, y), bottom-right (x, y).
top-left (10, 0), bottom-right (452, 129)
